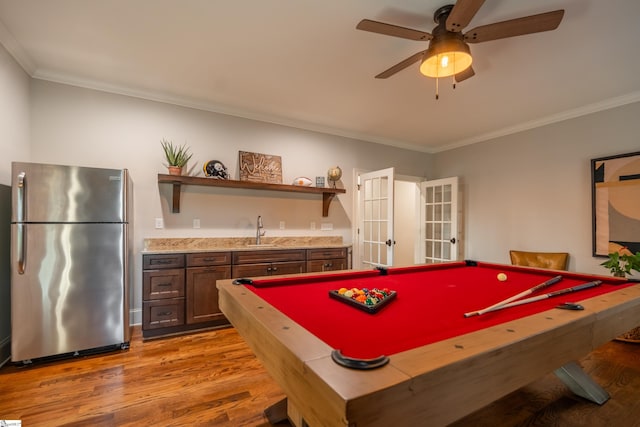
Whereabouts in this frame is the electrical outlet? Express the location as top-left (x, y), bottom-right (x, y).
top-left (310, 221), bottom-right (316, 230)
top-left (279, 221), bottom-right (285, 230)
top-left (155, 218), bottom-right (164, 229)
top-left (193, 218), bottom-right (201, 229)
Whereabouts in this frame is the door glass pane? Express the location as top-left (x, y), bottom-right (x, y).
top-left (443, 223), bottom-right (451, 240)
top-left (372, 178), bottom-right (380, 198)
top-left (426, 187), bottom-right (433, 203)
top-left (372, 200), bottom-right (380, 220)
top-left (426, 205), bottom-right (433, 221)
top-left (435, 241), bottom-right (442, 258)
top-left (434, 223), bottom-right (442, 239)
top-left (443, 185), bottom-right (451, 203)
top-left (380, 247), bottom-right (387, 265)
top-left (435, 205), bottom-right (442, 221)
top-left (442, 242), bottom-right (451, 260)
top-left (443, 203), bottom-right (451, 221)
top-left (426, 241), bottom-right (433, 257)
top-left (435, 186), bottom-right (442, 203)
top-left (365, 200), bottom-right (372, 220)
top-left (364, 222), bottom-right (371, 240)
top-left (380, 177), bottom-right (388, 198)
top-left (372, 222), bottom-right (379, 241)
top-left (364, 180), bottom-right (372, 200)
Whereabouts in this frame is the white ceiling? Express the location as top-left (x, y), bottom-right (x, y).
top-left (1, 0), bottom-right (640, 153)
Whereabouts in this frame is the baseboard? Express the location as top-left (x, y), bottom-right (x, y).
top-left (0, 334), bottom-right (11, 368)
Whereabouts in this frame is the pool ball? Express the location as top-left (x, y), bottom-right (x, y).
top-left (497, 273), bottom-right (508, 281)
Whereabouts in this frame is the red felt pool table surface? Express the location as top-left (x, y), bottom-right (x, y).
top-left (244, 261), bottom-right (633, 359)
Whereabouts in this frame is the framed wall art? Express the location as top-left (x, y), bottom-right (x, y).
top-left (239, 151), bottom-right (282, 184)
top-left (591, 151), bottom-right (640, 256)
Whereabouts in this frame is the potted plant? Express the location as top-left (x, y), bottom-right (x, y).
top-left (600, 248), bottom-right (640, 277)
top-left (161, 139), bottom-right (193, 175)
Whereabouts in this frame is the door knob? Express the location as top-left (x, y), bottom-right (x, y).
top-left (450, 238), bottom-right (456, 244)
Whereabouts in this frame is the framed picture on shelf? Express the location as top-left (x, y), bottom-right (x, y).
top-left (591, 151), bottom-right (640, 256)
top-left (239, 151), bottom-right (282, 184)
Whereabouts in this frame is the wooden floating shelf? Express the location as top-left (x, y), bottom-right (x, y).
top-left (157, 174), bottom-right (346, 216)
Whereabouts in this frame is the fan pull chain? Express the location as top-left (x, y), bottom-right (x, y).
top-left (435, 77), bottom-right (439, 100)
top-left (453, 75), bottom-right (456, 90)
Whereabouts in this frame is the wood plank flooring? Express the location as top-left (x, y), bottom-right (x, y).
top-left (1, 326), bottom-right (639, 426)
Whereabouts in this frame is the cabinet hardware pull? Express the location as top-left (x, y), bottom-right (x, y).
top-left (157, 283), bottom-right (171, 287)
top-left (158, 311), bottom-right (173, 316)
top-left (272, 267), bottom-right (278, 271)
top-left (155, 260), bottom-right (173, 264)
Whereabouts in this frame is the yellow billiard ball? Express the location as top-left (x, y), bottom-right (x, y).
top-left (497, 273), bottom-right (508, 281)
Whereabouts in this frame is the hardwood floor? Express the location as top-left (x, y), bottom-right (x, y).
top-left (1, 326), bottom-right (639, 426)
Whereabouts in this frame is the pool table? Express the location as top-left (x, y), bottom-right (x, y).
top-left (217, 261), bottom-right (640, 427)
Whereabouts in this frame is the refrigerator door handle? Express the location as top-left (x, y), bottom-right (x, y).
top-left (16, 171), bottom-right (26, 222)
top-left (17, 223), bottom-right (26, 274)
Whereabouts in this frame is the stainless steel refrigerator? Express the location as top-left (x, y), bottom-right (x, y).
top-left (11, 162), bottom-right (132, 363)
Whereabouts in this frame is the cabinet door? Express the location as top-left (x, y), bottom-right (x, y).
top-left (186, 266), bottom-right (231, 324)
top-left (269, 261), bottom-right (306, 276)
top-left (232, 263), bottom-right (272, 278)
top-left (306, 259), bottom-right (347, 273)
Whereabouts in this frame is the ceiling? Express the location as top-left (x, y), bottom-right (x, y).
top-left (1, 0), bottom-right (640, 153)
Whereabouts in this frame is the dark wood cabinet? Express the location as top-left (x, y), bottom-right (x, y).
top-left (186, 252), bottom-right (231, 325)
top-left (143, 246), bottom-right (349, 339)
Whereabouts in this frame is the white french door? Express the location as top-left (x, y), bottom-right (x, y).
top-left (420, 176), bottom-right (459, 263)
top-left (358, 168), bottom-right (395, 269)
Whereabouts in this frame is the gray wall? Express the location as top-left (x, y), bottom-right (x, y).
top-left (0, 43), bottom-right (30, 365)
top-left (25, 79), bottom-right (433, 325)
top-left (434, 102), bottom-right (640, 275)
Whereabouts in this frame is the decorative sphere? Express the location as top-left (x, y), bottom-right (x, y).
top-left (327, 166), bottom-right (342, 182)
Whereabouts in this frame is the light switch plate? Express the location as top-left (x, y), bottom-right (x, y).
top-left (155, 218), bottom-right (164, 229)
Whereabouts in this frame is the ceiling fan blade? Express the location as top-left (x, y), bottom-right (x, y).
top-left (455, 66), bottom-right (475, 83)
top-left (375, 51), bottom-right (425, 79)
top-left (446, 0), bottom-right (486, 32)
top-left (464, 10), bottom-right (564, 43)
top-left (356, 19), bottom-right (432, 41)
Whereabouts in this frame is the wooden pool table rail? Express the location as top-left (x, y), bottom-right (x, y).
top-left (218, 271), bottom-right (640, 427)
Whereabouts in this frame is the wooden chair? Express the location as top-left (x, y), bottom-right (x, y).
top-left (509, 250), bottom-right (569, 271)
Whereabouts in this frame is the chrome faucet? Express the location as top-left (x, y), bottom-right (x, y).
top-left (256, 215), bottom-right (265, 245)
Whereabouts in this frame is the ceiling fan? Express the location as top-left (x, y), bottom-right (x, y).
top-left (356, 0), bottom-right (564, 93)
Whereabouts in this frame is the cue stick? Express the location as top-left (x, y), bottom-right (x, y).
top-left (478, 280), bottom-right (602, 315)
top-left (463, 275), bottom-right (563, 318)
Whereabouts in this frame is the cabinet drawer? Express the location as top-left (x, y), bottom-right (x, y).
top-left (233, 249), bottom-right (305, 264)
top-left (142, 299), bottom-right (185, 330)
top-left (143, 268), bottom-right (185, 300)
top-left (232, 261), bottom-right (306, 278)
top-left (143, 253), bottom-right (185, 269)
top-left (306, 259), bottom-right (347, 273)
top-left (306, 248), bottom-right (347, 260)
top-left (186, 252), bottom-right (232, 267)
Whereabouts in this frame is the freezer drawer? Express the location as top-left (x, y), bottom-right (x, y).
top-left (11, 223), bottom-right (128, 361)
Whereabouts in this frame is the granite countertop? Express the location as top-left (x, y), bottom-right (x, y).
top-left (142, 236), bottom-right (350, 254)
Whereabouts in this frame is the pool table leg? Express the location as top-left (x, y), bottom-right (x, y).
top-left (264, 397), bottom-right (310, 427)
top-left (554, 361), bottom-right (610, 404)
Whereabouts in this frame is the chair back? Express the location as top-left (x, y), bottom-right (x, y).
top-left (509, 250), bottom-right (569, 271)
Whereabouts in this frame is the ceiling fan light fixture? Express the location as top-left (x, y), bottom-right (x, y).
top-left (420, 36), bottom-right (472, 78)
